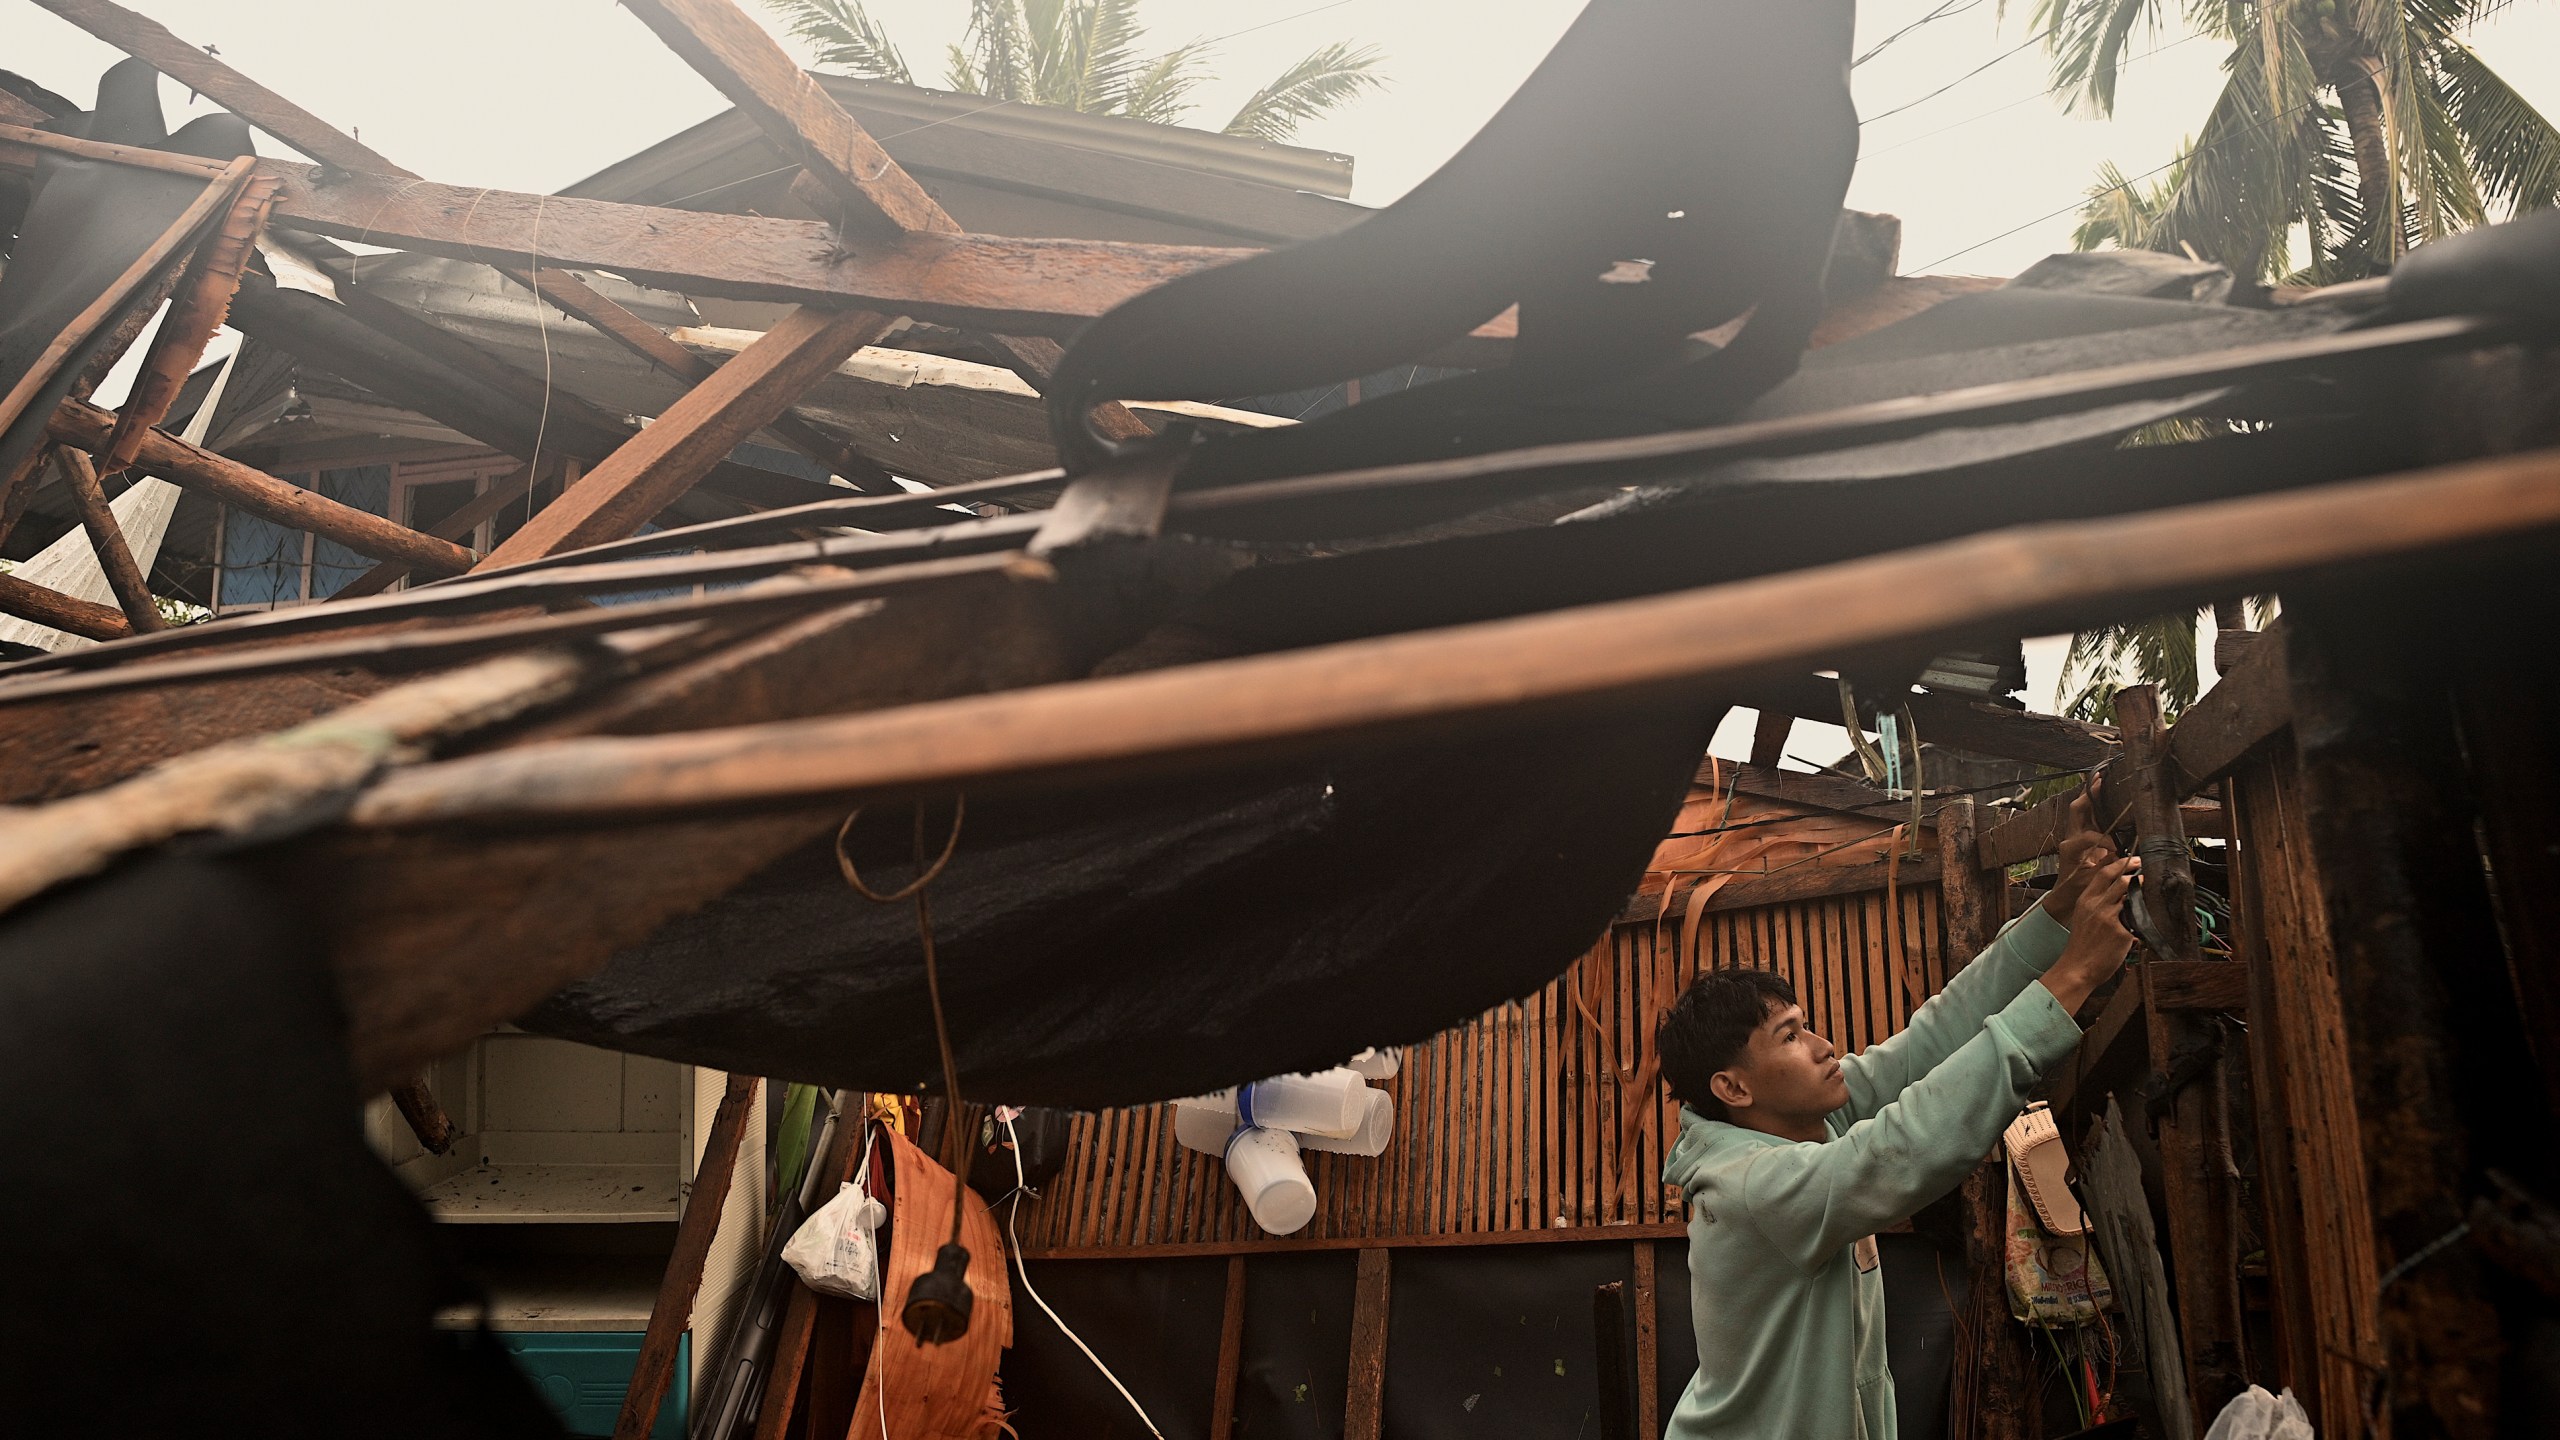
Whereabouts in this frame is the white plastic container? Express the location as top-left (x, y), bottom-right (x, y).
top-left (1224, 1126), bottom-right (1317, 1235)
top-left (1298, 1088), bottom-right (1395, 1158)
top-left (1186, 1067), bottom-right (1367, 1139)
top-left (1346, 1048), bottom-right (1401, 1080)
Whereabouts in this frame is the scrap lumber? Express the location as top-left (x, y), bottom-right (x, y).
top-left (614, 1072), bottom-right (760, 1440)
top-left (0, 550), bottom-right (1034, 710)
top-left (2117, 685), bottom-right (2247, 1426)
top-left (0, 154), bottom-right (254, 438)
top-left (348, 441), bottom-right (2560, 829)
top-left (475, 305), bottom-right (896, 565)
top-left (0, 645), bottom-right (619, 914)
top-left (46, 398), bottom-right (477, 576)
top-left (51, 448), bottom-right (162, 634)
top-left (100, 173), bottom-right (279, 475)
top-left (0, 570), bottom-right (130, 643)
top-left (386, 1075), bottom-right (455, 1155)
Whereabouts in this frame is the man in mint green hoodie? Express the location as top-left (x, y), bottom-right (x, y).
top-left (1656, 785), bottom-right (2139, 1440)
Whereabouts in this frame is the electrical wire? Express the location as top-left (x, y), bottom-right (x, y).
top-left (1854, 0), bottom-right (1987, 69)
top-left (1003, 1114), bottom-right (1166, 1438)
top-left (1859, 31), bottom-right (2044, 126)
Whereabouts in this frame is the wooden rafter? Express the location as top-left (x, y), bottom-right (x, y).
top-left (476, 306), bottom-right (895, 566)
top-left (46, 398), bottom-right (478, 576)
top-left (0, 125), bottom-right (1251, 335)
top-left (100, 173), bottom-right (279, 476)
top-left (611, 0), bottom-right (1153, 442)
top-left (14, 0), bottom-right (894, 488)
top-left (52, 448), bottom-right (162, 634)
top-left (348, 442), bottom-right (2560, 828)
top-left (0, 570), bottom-right (130, 642)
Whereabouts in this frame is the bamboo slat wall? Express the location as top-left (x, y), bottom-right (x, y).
top-left (1010, 881), bottom-right (1951, 1256)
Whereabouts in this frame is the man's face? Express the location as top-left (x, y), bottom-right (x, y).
top-left (1722, 1003), bottom-right (1849, 1121)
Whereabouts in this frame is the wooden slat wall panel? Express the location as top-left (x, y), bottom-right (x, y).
top-left (1012, 885), bottom-right (1947, 1254)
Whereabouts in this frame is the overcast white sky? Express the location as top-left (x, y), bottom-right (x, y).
top-left (14, 0), bottom-right (2554, 746)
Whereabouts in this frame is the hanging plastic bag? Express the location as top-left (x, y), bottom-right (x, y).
top-left (2200, 1385), bottom-right (2313, 1440)
top-left (783, 1136), bottom-right (887, 1300)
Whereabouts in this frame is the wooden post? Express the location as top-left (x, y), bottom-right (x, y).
top-left (1748, 708), bottom-right (1792, 769)
top-left (50, 448), bottom-right (164, 634)
top-left (2117, 684), bottom-right (2247, 1427)
top-left (1939, 796), bottom-right (2037, 1440)
top-left (1594, 1280), bottom-right (1634, 1440)
top-left (613, 1072), bottom-right (761, 1440)
top-left (1208, 1254), bottom-right (1248, 1440)
top-left (386, 1075), bottom-right (455, 1155)
top-left (2284, 585), bottom-right (2526, 1439)
top-left (2226, 747), bottom-right (2385, 1438)
top-left (1344, 1247), bottom-right (1392, 1440)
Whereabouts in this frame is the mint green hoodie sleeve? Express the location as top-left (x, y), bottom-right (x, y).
top-left (1739, 983), bottom-right (2084, 1269)
top-left (1836, 905), bottom-right (2069, 1125)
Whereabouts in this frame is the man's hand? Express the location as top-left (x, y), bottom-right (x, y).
top-left (2039, 853), bottom-right (2141, 1015)
top-left (2037, 778), bottom-right (2119, 923)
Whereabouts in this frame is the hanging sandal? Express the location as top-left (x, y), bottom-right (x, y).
top-left (2003, 1101), bottom-right (2090, 1237)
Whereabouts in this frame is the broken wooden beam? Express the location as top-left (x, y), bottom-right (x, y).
top-left (476, 305), bottom-right (895, 566)
top-left (0, 154), bottom-right (254, 439)
top-left (0, 571), bottom-right (130, 643)
top-left (347, 442), bottom-right (2560, 829)
top-left (614, 1072), bottom-right (759, 1440)
top-left (101, 173), bottom-right (278, 476)
top-left (46, 398), bottom-right (478, 577)
top-left (387, 1075), bottom-right (456, 1155)
top-left (52, 448), bottom-right (163, 634)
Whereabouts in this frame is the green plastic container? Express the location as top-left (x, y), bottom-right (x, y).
top-left (497, 1331), bottom-right (688, 1439)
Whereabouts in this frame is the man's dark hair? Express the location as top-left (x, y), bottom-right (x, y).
top-left (1657, 968), bottom-right (1799, 1122)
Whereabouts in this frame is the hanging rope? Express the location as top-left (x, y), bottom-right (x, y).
top-left (835, 796), bottom-right (978, 1344)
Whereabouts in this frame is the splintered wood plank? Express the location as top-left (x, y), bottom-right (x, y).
top-left (102, 172), bottom-right (277, 476)
top-left (0, 155), bottom-right (251, 438)
top-left (1632, 1240), bottom-right (1661, 1438)
top-left (476, 305), bottom-right (890, 565)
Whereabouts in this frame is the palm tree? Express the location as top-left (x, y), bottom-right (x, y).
top-left (2032, 0), bottom-right (2560, 283)
top-left (764, 0), bottom-right (1386, 144)
top-left (2057, 597), bottom-right (2275, 723)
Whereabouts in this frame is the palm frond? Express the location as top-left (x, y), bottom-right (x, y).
top-left (761, 0), bottom-right (912, 84)
top-left (2057, 608), bottom-right (2205, 722)
top-left (2033, 0), bottom-right (2186, 115)
top-left (2436, 37), bottom-right (2560, 213)
top-left (2412, 70), bottom-right (2488, 237)
top-left (958, 0), bottom-right (1030, 102)
top-left (1222, 42), bottom-right (1387, 143)
top-left (1122, 42), bottom-right (1211, 127)
top-left (1060, 0), bottom-right (1156, 113)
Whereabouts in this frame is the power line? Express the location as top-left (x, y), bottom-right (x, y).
top-left (1913, 86), bottom-right (2336, 271)
top-left (1853, 0), bottom-right (1988, 70)
top-left (1862, 31), bottom-right (2212, 157)
top-left (1859, 31), bottom-right (2044, 126)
